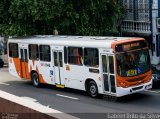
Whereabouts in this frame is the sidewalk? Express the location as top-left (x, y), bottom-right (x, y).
top-left (0, 97), bottom-right (56, 119)
top-left (0, 90), bottom-right (79, 119)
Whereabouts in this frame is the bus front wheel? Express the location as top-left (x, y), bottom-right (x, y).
top-left (31, 73), bottom-right (41, 87)
top-left (87, 81), bottom-right (98, 98)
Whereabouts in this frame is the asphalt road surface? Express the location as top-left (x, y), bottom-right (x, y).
top-left (0, 67), bottom-right (160, 119)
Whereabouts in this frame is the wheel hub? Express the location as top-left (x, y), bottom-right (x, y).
top-left (90, 85), bottom-right (96, 94)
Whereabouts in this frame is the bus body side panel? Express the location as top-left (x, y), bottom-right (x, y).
top-left (8, 42), bottom-right (22, 79)
top-left (28, 59), bottom-right (55, 84)
top-left (26, 43), bottom-right (54, 84)
top-left (38, 61), bottom-right (55, 84)
top-left (64, 65), bottom-right (102, 93)
top-left (8, 57), bottom-right (21, 78)
top-left (64, 65), bottom-right (85, 90)
top-left (64, 48), bottom-right (110, 94)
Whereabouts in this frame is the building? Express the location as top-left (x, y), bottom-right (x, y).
top-left (120, 0), bottom-right (160, 65)
top-left (0, 37), bottom-right (7, 55)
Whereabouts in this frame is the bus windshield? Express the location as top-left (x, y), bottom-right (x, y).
top-left (116, 49), bottom-right (150, 77)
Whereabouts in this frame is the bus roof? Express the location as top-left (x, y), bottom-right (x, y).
top-left (8, 35), bottom-right (144, 48)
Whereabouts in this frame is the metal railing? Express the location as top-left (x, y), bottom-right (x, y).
top-left (121, 20), bottom-right (151, 35)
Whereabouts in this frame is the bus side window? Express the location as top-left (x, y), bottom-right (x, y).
top-left (29, 44), bottom-right (39, 60)
top-left (9, 43), bottom-right (19, 58)
top-left (84, 48), bottom-right (99, 67)
top-left (40, 45), bottom-right (51, 62)
top-left (68, 47), bottom-right (83, 65)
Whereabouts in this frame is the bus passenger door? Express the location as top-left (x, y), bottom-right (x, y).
top-left (20, 48), bottom-right (28, 79)
top-left (101, 54), bottom-right (116, 94)
top-left (53, 51), bottom-right (64, 87)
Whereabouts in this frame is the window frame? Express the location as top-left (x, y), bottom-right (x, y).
top-left (39, 45), bottom-right (51, 62)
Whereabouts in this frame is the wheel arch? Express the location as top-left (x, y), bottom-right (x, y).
top-left (30, 70), bottom-right (38, 79)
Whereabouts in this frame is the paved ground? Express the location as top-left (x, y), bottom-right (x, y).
top-left (0, 67), bottom-right (160, 119)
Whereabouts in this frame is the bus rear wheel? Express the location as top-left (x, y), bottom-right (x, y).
top-left (31, 73), bottom-right (41, 87)
top-left (87, 81), bottom-right (98, 98)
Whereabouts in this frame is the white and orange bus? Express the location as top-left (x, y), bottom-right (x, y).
top-left (8, 35), bottom-right (152, 97)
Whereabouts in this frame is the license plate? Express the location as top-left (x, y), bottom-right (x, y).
top-left (127, 70), bottom-right (137, 76)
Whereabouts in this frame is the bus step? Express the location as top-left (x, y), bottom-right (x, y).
top-left (56, 84), bottom-right (65, 88)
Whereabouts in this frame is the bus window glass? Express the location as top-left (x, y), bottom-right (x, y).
top-left (20, 49), bottom-right (24, 60)
top-left (9, 43), bottom-right (19, 58)
top-left (84, 48), bottom-right (99, 67)
top-left (29, 44), bottom-right (39, 60)
top-left (68, 47), bottom-right (83, 65)
top-left (64, 47), bottom-right (67, 64)
top-left (24, 49), bottom-right (28, 61)
top-left (102, 55), bottom-right (107, 73)
top-left (59, 52), bottom-right (63, 67)
top-left (109, 56), bottom-right (114, 74)
top-left (116, 49), bottom-right (150, 77)
top-left (54, 52), bottom-right (58, 66)
top-left (40, 45), bottom-right (51, 62)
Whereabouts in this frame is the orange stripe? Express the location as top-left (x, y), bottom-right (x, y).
top-left (36, 66), bottom-right (46, 84)
top-left (13, 58), bottom-right (22, 78)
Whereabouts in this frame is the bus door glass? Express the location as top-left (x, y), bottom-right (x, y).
top-left (53, 50), bottom-right (64, 86)
top-left (101, 54), bottom-right (116, 94)
top-left (20, 48), bottom-right (28, 79)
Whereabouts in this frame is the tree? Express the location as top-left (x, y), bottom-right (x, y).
top-left (0, 0), bottom-right (124, 36)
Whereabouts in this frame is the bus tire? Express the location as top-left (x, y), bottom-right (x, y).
top-left (31, 73), bottom-right (41, 88)
top-left (87, 81), bottom-right (98, 98)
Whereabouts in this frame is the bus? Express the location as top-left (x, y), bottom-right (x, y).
top-left (8, 35), bottom-right (152, 98)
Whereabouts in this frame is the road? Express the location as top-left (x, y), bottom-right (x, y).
top-left (0, 67), bottom-right (160, 119)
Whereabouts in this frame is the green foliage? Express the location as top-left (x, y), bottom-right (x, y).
top-left (0, 0), bottom-right (123, 36)
top-left (0, 0), bottom-right (11, 23)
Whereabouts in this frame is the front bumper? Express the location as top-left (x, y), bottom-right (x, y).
top-left (116, 79), bottom-right (152, 97)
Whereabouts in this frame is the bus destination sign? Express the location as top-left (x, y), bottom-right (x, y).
top-left (123, 42), bottom-right (140, 51)
top-left (115, 41), bottom-right (147, 52)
